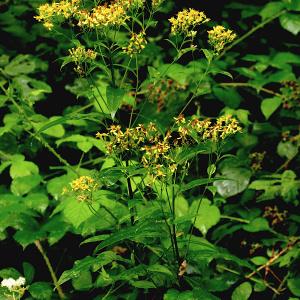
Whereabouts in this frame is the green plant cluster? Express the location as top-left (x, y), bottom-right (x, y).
top-left (0, 0), bottom-right (299, 299)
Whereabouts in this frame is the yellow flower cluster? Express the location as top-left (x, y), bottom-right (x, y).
top-left (34, 0), bottom-right (81, 30)
top-left (70, 175), bottom-right (98, 202)
top-left (152, 0), bottom-right (164, 9)
top-left (35, 0), bottom-right (132, 30)
top-left (116, 0), bottom-right (145, 10)
top-left (68, 45), bottom-right (97, 75)
top-left (96, 116), bottom-right (241, 181)
top-left (96, 123), bottom-right (159, 154)
top-left (169, 9), bottom-right (210, 37)
top-left (77, 3), bottom-right (128, 28)
top-left (123, 32), bottom-right (147, 57)
top-left (175, 114), bottom-right (242, 142)
top-left (96, 123), bottom-right (176, 181)
top-left (208, 25), bottom-right (237, 53)
top-left (69, 46), bottom-right (97, 63)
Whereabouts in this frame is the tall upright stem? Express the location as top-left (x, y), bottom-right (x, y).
top-left (34, 241), bottom-right (66, 300)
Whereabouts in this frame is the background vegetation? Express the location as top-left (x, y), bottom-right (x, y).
top-left (0, 0), bottom-right (299, 299)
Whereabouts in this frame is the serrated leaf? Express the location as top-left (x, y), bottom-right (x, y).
top-left (29, 282), bottom-right (53, 300)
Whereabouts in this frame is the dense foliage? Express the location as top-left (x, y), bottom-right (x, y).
top-left (0, 0), bottom-right (299, 299)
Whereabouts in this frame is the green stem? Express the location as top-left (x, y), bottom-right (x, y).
top-left (176, 59), bottom-right (211, 122)
top-left (34, 241), bottom-right (66, 300)
top-left (219, 82), bottom-right (283, 98)
top-left (221, 215), bottom-right (250, 224)
top-left (218, 10), bottom-right (286, 58)
top-left (126, 160), bottom-right (135, 225)
top-left (9, 97), bottom-right (78, 175)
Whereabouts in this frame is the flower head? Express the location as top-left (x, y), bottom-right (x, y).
top-left (70, 175), bottom-right (98, 202)
top-left (123, 31), bottom-right (147, 57)
top-left (1, 276), bottom-right (26, 291)
top-left (76, 3), bottom-right (128, 28)
top-left (169, 9), bottom-right (209, 37)
top-left (35, 0), bottom-right (81, 30)
top-left (208, 25), bottom-right (237, 54)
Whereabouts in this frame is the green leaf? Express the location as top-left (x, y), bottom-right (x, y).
top-left (0, 268), bottom-right (22, 280)
top-left (260, 2), bottom-right (284, 20)
top-left (63, 197), bottom-right (100, 228)
top-left (243, 218), bottom-right (270, 232)
top-left (34, 116), bottom-right (65, 138)
top-left (180, 178), bottom-right (221, 192)
top-left (147, 264), bottom-right (173, 276)
top-left (72, 271), bottom-right (93, 291)
top-left (14, 229), bottom-right (46, 249)
top-left (288, 277), bottom-right (300, 296)
top-left (202, 49), bottom-right (214, 62)
top-left (25, 193), bottom-right (49, 214)
top-left (22, 262), bottom-right (35, 284)
top-left (47, 173), bottom-right (76, 200)
top-left (58, 252), bottom-right (122, 286)
top-left (11, 174), bottom-right (42, 196)
top-left (106, 86), bottom-right (126, 119)
top-left (280, 13), bottom-right (300, 35)
top-left (28, 282), bottom-right (53, 300)
top-left (261, 97), bottom-right (282, 119)
top-left (213, 86), bottom-right (242, 109)
top-left (214, 167), bottom-right (251, 198)
top-left (283, 0), bottom-right (300, 11)
top-left (131, 280), bottom-right (156, 289)
top-left (4, 55), bottom-right (36, 76)
top-left (10, 160), bottom-right (39, 179)
top-left (232, 282), bottom-right (252, 300)
top-left (190, 199), bottom-right (221, 235)
top-left (250, 256), bottom-right (268, 265)
top-left (277, 141), bottom-right (298, 159)
top-left (94, 221), bottom-right (164, 253)
top-left (207, 164), bottom-right (216, 176)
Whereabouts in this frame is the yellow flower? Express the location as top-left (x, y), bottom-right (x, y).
top-left (116, 0), bottom-right (145, 10)
top-left (35, 0), bottom-right (81, 30)
top-left (152, 0), bottom-right (164, 9)
top-left (70, 176), bottom-right (98, 192)
top-left (76, 3), bottom-right (128, 28)
top-left (70, 176), bottom-right (98, 202)
top-left (69, 45), bottom-right (97, 63)
top-left (208, 25), bottom-right (237, 53)
top-left (123, 31), bottom-right (147, 57)
top-left (169, 9), bottom-right (210, 37)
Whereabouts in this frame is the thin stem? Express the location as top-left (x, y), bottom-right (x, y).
top-left (218, 10), bottom-right (286, 58)
top-left (220, 215), bottom-right (250, 224)
top-left (34, 241), bottom-right (66, 300)
top-left (184, 149), bottom-right (214, 259)
top-left (176, 59), bottom-right (211, 122)
top-left (126, 160), bottom-right (135, 225)
top-left (219, 82), bottom-right (283, 98)
top-left (8, 97), bottom-right (78, 175)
